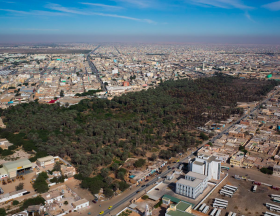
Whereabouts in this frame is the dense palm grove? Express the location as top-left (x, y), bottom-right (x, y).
top-left (0, 74), bottom-right (278, 178)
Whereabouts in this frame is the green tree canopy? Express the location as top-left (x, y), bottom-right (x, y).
top-left (33, 172), bottom-right (49, 193)
top-left (134, 159), bottom-right (146, 168)
top-left (15, 182), bottom-right (24, 191)
top-left (0, 208), bottom-right (6, 216)
top-left (103, 188), bottom-right (114, 198)
top-left (21, 196), bottom-right (45, 211)
top-left (53, 162), bottom-right (61, 172)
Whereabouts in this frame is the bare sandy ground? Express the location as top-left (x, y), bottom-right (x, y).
top-left (0, 149), bottom-right (32, 165)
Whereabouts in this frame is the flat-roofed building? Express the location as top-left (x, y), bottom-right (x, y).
top-left (36, 156), bottom-right (55, 167)
top-left (73, 199), bottom-right (89, 210)
top-left (26, 205), bottom-right (44, 215)
top-left (61, 165), bottom-right (76, 177)
top-left (273, 164), bottom-right (280, 177)
top-left (41, 190), bottom-right (63, 204)
top-left (165, 201), bottom-right (194, 216)
top-left (0, 96), bottom-right (14, 104)
top-left (230, 151), bottom-right (245, 167)
top-left (0, 189), bottom-right (28, 203)
top-left (3, 158), bottom-right (32, 178)
top-left (176, 172), bottom-right (208, 199)
top-left (0, 138), bottom-right (13, 150)
top-left (0, 168), bottom-right (8, 179)
top-left (20, 87), bottom-right (34, 93)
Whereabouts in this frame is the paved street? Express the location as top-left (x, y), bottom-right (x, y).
top-left (97, 161), bottom-right (184, 216)
top-left (67, 175), bottom-right (169, 216)
top-left (114, 46), bottom-right (121, 54)
top-left (87, 46), bottom-right (107, 92)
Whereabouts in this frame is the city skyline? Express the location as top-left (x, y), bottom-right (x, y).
top-left (0, 0), bottom-right (280, 43)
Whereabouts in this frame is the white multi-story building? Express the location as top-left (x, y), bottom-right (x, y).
top-left (188, 155), bottom-right (221, 180)
top-left (176, 172), bottom-right (208, 199)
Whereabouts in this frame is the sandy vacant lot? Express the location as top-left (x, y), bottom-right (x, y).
top-left (0, 149), bottom-right (32, 165)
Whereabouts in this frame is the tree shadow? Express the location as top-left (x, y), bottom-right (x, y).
top-left (158, 206), bottom-right (167, 216)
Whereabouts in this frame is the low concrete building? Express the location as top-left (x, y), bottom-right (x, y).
top-left (2, 158), bottom-right (32, 178)
top-left (0, 96), bottom-right (14, 105)
top-left (61, 165), bottom-right (76, 177)
top-left (166, 173), bottom-right (174, 180)
top-left (26, 205), bottom-right (44, 215)
top-left (0, 168), bottom-right (8, 179)
top-left (273, 164), bottom-right (280, 177)
top-left (20, 87), bottom-right (34, 93)
top-left (162, 197), bottom-right (171, 205)
top-left (165, 201), bottom-right (194, 216)
top-left (73, 199), bottom-right (89, 210)
top-left (0, 189), bottom-right (28, 204)
top-left (36, 156), bottom-right (55, 167)
top-left (41, 190), bottom-right (63, 204)
top-left (40, 185), bottom-right (90, 216)
top-left (0, 138), bottom-right (13, 150)
top-left (230, 151), bottom-right (245, 167)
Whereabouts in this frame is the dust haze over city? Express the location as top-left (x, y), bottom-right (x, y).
top-left (1, 1), bottom-right (280, 216)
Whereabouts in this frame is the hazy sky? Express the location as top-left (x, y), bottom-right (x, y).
top-left (0, 0), bottom-right (280, 43)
